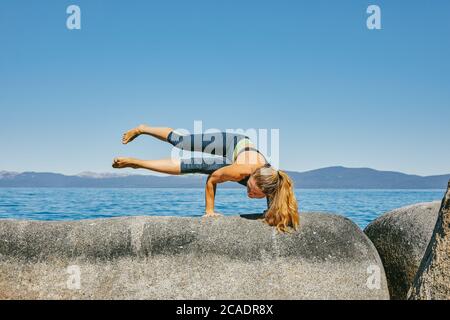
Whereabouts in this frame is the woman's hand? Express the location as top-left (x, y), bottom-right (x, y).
top-left (203, 211), bottom-right (223, 218)
top-left (204, 164), bottom-right (253, 217)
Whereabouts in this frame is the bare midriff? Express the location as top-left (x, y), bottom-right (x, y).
top-left (234, 150), bottom-right (266, 166)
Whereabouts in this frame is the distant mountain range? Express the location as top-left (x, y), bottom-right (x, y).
top-left (1, 167), bottom-right (449, 189)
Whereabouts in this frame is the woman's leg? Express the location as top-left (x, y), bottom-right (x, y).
top-left (122, 124), bottom-right (173, 144)
top-left (167, 131), bottom-right (246, 160)
top-left (122, 125), bottom-right (246, 161)
top-left (112, 157), bottom-right (181, 175)
top-left (179, 157), bottom-right (230, 174)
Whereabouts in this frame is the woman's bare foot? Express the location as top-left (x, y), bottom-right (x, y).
top-left (112, 157), bottom-right (140, 169)
top-left (122, 124), bottom-right (148, 144)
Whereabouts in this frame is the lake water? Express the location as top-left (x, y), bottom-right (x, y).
top-left (0, 188), bottom-right (444, 229)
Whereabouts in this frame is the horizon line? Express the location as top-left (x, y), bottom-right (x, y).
top-left (2, 165), bottom-right (450, 178)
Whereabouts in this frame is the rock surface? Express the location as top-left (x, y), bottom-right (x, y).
top-left (364, 201), bottom-right (440, 299)
top-left (0, 212), bottom-right (389, 300)
top-left (408, 182), bottom-right (450, 300)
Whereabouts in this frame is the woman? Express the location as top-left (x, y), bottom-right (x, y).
top-left (112, 124), bottom-right (299, 232)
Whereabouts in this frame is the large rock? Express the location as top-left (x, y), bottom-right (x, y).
top-left (364, 201), bottom-right (440, 299)
top-left (408, 182), bottom-right (450, 299)
top-left (0, 213), bottom-right (389, 299)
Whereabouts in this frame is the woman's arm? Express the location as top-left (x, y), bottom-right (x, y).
top-left (205, 174), bottom-right (219, 215)
top-left (204, 164), bottom-right (253, 216)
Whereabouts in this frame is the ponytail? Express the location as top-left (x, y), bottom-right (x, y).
top-left (253, 168), bottom-right (299, 233)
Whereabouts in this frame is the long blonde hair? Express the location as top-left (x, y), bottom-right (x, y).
top-left (252, 165), bottom-right (299, 233)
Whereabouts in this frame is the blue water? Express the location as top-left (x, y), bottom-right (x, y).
top-left (0, 188), bottom-right (444, 228)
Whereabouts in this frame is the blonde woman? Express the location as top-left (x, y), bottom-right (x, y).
top-left (112, 124), bottom-right (299, 232)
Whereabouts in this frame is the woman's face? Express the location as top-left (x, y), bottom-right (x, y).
top-left (247, 175), bottom-right (266, 199)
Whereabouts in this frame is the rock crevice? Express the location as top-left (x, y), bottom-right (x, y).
top-left (408, 182), bottom-right (450, 299)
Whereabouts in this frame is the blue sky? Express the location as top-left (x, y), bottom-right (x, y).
top-left (1, 0), bottom-right (449, 176)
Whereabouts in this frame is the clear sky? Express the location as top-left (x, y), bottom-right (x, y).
top-left (1, 0), bottom-right (449, 176)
